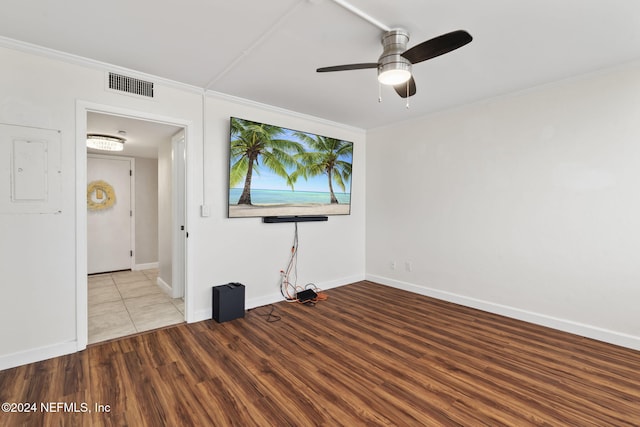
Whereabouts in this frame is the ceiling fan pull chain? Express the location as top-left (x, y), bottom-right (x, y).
top-left (406, 81), bottom-right (410, 109)
top-left (378, 82), bottom-right (382, 103)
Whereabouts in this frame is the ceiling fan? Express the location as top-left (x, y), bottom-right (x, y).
top-left (317, 28), bottom-right (472, 98)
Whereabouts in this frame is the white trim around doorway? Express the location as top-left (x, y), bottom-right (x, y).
top-left (75, 100), bottom-right (192, 351)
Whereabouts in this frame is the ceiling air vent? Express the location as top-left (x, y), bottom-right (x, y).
top-left (108, 72), bottom-right (154, 98)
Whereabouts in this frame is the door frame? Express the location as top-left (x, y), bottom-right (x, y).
top-left (171, 131), bottom-right (186, 299)
top-left (75, 101), bottom-right (192, 350)
top-left (87, 154), bottom-right (135, 273)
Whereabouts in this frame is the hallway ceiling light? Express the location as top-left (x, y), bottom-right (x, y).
top-left (86, 134), bottom-right (126, 151)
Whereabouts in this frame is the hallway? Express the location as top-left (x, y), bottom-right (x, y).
top-left (88, 269), bottom-right (184, 344)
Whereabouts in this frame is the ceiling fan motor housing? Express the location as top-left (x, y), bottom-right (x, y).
top-left (378, 29), bottom-right (412, 85)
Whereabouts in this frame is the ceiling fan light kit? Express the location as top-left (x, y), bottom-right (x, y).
top-left (317, 2), bottom-right (472, 101)
top-left (377, 29), bottom-right (412, 86)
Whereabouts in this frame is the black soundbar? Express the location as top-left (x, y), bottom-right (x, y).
top-left (262, 216), bottom-right (328, 223)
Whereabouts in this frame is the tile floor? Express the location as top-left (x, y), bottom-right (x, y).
top-left (88, 268), bottom-right (185, 345)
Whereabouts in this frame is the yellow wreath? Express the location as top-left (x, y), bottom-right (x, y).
top-left (87, 180), bottom-right (116, 211)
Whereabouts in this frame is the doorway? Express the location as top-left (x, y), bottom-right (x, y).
top-left (76, 104), bottom-right (190, 347)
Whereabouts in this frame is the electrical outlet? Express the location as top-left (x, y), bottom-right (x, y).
top-left (390, 261), bottom-right (396, 270)
top-left (405, 261), bottom-right (412, 272)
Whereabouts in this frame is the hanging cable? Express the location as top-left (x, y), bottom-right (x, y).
top-left (280, 222), bottom-right (299, 301)
top-left (278, 222), bottom-right (328, 305)
top-left (254, 305), bottom-right (281, 322)
top-left (269, 221), bottom-right (327, 318)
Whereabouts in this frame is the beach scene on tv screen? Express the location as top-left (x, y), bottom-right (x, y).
top-left (229, 118), bottom-right (353, 218)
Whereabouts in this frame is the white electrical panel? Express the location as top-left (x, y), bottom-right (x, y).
top-left (0, 123), bottom-right (61, 214)
top-left (12, 138), bottom-right (47, 201)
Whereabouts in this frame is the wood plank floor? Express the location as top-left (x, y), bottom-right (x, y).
top-left (1, 281), bottom-right (639, 426)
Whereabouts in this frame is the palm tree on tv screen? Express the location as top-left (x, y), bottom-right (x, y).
top-left (229, 119), bottom-right (303, 205)
top-left (292, 132), bottom-right (353, 204)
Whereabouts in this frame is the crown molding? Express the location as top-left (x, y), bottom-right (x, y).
top-left (0, 35), bottom-right (203, 95)
top-left (0, 35), bottom-right (365, 134)
top-left (205, 89), bottom-right (366, 135)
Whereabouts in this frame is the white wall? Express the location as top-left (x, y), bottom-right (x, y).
top-left (366, 60), bottom-right (640, 350)
top-left (189, 95), bottom-right (366, 319)
top-left (10, 34), bottom-right (637, 369)
top-left (157, 142), bottom-right (173, 287)
top-left (0, 45), bottom-right (203, 369)
top-left (134, 157), bottom-right (158, 266)
top-left (0, 44), bottom-right (366, 369)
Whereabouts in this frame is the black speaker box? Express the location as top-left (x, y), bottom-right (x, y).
top-left (212, 283), bottom-right (245, 323)
top-left (262, 215), bottom-right (328, 223)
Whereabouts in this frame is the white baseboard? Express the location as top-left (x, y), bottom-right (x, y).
top-left (157, 276), bottom-right (172, 296)
top-left (0, 341), bottom-right (78, 371)
top-left (366, 274), bottom-right (640, 352)
top-left (133, 262), bottom-right (159, 271)
top-left (318, 273), bottom-right (365, 291)
top-left (190, 292), bottom-right (284, 324)
top-left (1, 275), bottom-right (363, 370)
top-left (189, 274), bottom-right (365, 324)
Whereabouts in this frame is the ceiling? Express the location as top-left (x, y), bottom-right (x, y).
top-left (2, 0), bottom-right (640, 130)
top-left (87, 113), bottom-right (182, 159)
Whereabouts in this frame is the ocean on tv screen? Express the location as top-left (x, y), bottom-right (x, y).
top-left (229, 188), bottom-right (350, 205)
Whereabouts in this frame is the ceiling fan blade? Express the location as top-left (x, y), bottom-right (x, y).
top-left (394, 76), bottom-right (416, 98)
top-left (402, 30), bottom-right (472, 64)
top-left (316, 63), bottom-right (378, 72)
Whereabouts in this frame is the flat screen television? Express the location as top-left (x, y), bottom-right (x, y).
top-left (228, 117), bottom-right (353, 219)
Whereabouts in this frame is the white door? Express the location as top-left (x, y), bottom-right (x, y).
top-left (87, 155), bottom-right (133, 274)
